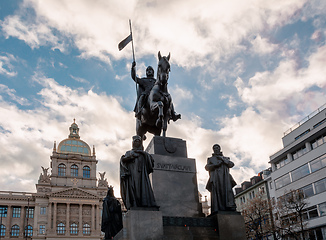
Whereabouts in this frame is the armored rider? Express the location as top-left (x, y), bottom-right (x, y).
top-left (131, 61), bottom-right (156, 120)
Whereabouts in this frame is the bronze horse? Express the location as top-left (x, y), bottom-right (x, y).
top-left (136, 51), bottom-right (181, 139)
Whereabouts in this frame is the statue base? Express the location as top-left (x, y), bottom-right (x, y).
top-left (213, 211), bottom-right (246, 240)
top-left (114, 209), bottom-right (163, 240)
top-left (146, 136), bottom-right (203, 217)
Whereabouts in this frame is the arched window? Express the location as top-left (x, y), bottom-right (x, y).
top-left (24, 225), bottom-right (33, 237)
top-left (83, 166), bottom-right (90, 178)
top-left (11, 225), bottom-right (19, 237)
top-left (83, 223), bottom-right (90, 235)
top-left (0, 224), bottom-right (5, 237)
top-left (71, 164), bottom-right (78, 177)
top-left (70, 223), bottom-right (78, 235)
top-left (58, 164), bottom-right (66, 176)
top-left (57, 223), bottom-right (65, 235)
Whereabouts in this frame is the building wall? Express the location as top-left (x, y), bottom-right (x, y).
top-left (269, 106), bottom-right (326, 237)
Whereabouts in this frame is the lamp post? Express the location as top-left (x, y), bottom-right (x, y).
top-left (25, 197), bottom-right (30, 240)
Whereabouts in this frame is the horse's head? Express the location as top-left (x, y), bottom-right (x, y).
top-left (157, 51), bottom-right (170, 85)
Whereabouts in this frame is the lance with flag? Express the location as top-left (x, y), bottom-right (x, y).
top-left (118, 19), bottom-right (135, 62)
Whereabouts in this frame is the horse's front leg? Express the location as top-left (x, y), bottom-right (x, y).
top-left (151, 101), bottom-right (164, 129)
top-left (162, 115), bottom-right (169, 137)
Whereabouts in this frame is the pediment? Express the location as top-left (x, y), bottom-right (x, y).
top-left (50, 187), bottom-right (99, 199)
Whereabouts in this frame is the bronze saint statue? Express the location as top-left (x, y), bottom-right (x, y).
top-left (120, 135), bottom-right (158, 209)
top-left (132, 52), bottom-right (181, 139)
top-left (205, 144), bottom-right (236, 214)
top-left (101, 186), bottom-right (123, 239)
top-left (131, 61), bottom-right (156, 120)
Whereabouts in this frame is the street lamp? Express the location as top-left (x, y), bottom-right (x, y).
top-left (25, 197), bottom-right (30, 240)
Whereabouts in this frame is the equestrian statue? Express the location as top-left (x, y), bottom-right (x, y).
top-left (131, 51), bottom-right (181, 139)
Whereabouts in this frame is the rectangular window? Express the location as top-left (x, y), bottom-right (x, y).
top-left (12, 207), bottom-right (21, 218)
top-left (39, 225), bottom-right (45, 235)
top-left (26, 208), bottom-right (34, 219)
top-left (314, 178), bottom-right (326, 194)
top-left (301, 184), bottom-right (314, 198)
top-left (307, 206), bottom-right (319, 219)
top-left (318, 202), bottom-right (326, 217)
top-left (40, 207), bottom-right (46, 215)
top-left (0, 206), bottom-right (7, 217)
top-left (275, 174), bottom-right (291, 189)
top-left (291, 164), bottom-right (310, 182)
top-left (310, 153), bottom-right (326, 173)
top-left (292, 146), bottom-right (307, 160)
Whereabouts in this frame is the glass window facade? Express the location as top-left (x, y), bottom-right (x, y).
top-left (71, 164), bottom-right (78, 177)
top-left (314, 178), bottom-right (326, 194)
top-left (275, 174), bottom-right (291, 189)
top-left (83, 166), bottom-right (90, 178)
top-left (292, 146), bottom-right (307, 160)
top-left (310, 153), bottom-right (326, 173)
top-left (291, 164), bottom-right (310, 182)
top-left (58, 164), bottom-right (66, 176)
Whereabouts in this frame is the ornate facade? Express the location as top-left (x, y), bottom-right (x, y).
top-left (0, 121), bottom-right (109, 239)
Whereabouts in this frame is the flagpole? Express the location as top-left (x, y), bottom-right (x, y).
top-left (129, 19), bottom-right (135, 63)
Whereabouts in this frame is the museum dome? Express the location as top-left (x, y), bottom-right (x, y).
top-left (57, 120), bottom-right (91, 156)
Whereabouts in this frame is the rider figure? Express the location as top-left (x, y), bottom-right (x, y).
top-left (131, 61), bottom-right (156, 119)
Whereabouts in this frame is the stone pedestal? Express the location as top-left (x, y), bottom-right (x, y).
top-left (214, 212), bottom-right (246, 240)
top-left (114, 210), bottom-right (163, 240)
top-left (146, 136), bottom-right (203, 217)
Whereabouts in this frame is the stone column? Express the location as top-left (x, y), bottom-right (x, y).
top-left (5, 205), bottom-right (12, 238)
top-left (91, 204), bottom-right (95, 233)
top-left (53, 203), bottom-right (57, 233)
top-left (47, 202), bottom-right (52, 231)
top-left (78, 204), bottom-right (83, 236)
top-left (33, 204), bottom-right (38, 236)
top-left (65, 203), bottom-right (70, 236)
top-left (19, 206), bottom-right (25, 237)
top-left (96, 204), bottom-right (100, 232)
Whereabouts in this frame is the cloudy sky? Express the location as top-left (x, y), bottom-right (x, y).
top-left (0, 0), bottom-right (325, 198)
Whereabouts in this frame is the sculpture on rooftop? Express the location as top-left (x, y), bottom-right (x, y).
top-left (120, 135), bottom-right (158, 209)
top-left (205, 144), bottom-right (237, 214)
top-left (131, 51), bottom-right (181, 140)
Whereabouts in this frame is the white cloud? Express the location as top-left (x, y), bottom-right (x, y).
top-left (1, 0), bottom-right (307, 69)
top-left (0, 53), bottom-right (18, 77)
top-left (250, 35), bottom-right (277, 55)
top-left (0, 84), bottom-right (29, 105)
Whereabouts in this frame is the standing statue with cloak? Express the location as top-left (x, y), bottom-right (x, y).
top-left (101, 186), bottom-right (123, 239)
top-left (205, 144), bottom-right (237, 214)
top-left (120, 135), bottom-right (158, 209)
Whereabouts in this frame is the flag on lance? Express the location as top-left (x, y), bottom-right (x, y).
top-left (118, 33), bottom-right (132, 51)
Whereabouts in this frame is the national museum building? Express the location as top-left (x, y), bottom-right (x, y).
top-left (0, 121), bottom-right (110, 239)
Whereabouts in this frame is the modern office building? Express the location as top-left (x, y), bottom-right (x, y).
top-left (269, 104), bottom-right (326, 239)
top-left (0, 121), bottom-right (109, 239)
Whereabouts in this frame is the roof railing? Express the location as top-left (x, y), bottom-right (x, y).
top-left (284, 103), bottom-right (326, 136)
